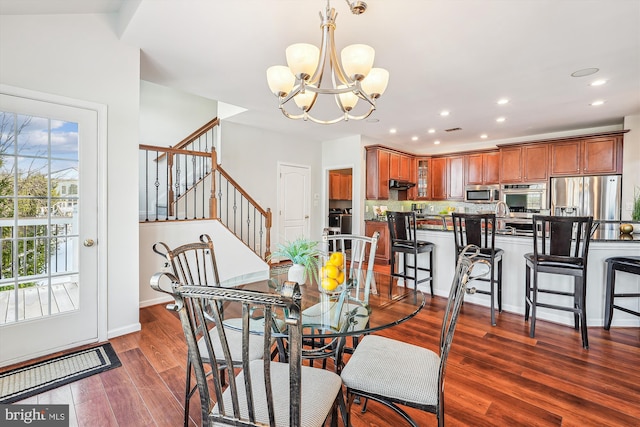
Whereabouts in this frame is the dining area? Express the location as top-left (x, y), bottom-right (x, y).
top-left (140, 218), bottom-right (640, 426)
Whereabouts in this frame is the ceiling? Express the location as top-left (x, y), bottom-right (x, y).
top-left (2, 0), bottom-right (639, 154)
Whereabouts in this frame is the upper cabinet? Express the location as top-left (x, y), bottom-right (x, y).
top-left (549, 136), bottom-right (622, 176)
top-left (430, 155), bottom-right (464, 200)
top-left (389, 152), bottom-right (412, 181)
top-left (415, 157), bottom-right (431, 200)
top-left (465, 151), bottom-right (500, 185)
top-left (366, 147), bottom-right (390, 200)
top-left (499, 144), bottom-right (548, 183)
top-left (329, 171), bottom-right (352, 200)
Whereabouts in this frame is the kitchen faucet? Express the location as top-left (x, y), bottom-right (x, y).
top-left (495, 201), bottom-right (510, 218)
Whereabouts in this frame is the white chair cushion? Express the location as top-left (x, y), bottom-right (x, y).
top-left (340, 334), bottom-right (440, 406)
top-left (213, 359), bottom-right (342, 427)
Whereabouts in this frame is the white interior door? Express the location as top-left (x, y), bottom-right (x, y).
top-left (0, 92), bottom-right (100, 367)
top-left (278, 163), bottom-right (311, 244)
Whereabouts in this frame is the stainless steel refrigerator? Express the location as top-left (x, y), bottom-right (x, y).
top-left (550, 175), bottom-right (621, 220)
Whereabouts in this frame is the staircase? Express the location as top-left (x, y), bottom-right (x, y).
top-left (139, 118), bottom-right (271, 260)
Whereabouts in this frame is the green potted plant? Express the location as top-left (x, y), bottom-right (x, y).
top-left (632, 186), bottom-right (640, 222)
top-left (268, 237), bottom-right (321, 285)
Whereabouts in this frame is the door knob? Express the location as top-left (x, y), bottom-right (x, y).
top-left (83, 239), bottom-right (95, 247)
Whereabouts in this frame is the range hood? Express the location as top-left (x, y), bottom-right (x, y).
top-left (389, 179), bottom-right (416, 190)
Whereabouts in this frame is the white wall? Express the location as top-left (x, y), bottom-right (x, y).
top-left (139, 80), bottom-right (218, 146)
top-left (220, 121), bottom-right (324, 244)
top-left (622, 114), bottom-right (640, 220)
top-left (139, 221), bottom-right (269, 307)
top-left (0, 13), bottom-right (141, 338)
top-left (322, 135), bottom-right (365, 235)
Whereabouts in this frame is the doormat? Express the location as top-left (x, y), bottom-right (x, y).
top-left (0, 343), bottom-right (121, 404)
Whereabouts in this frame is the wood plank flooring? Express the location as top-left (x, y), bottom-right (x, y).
top-left (6, 280), bottom-right (640, 426)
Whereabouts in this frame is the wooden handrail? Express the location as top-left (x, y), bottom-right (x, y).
top-left (139, 144), bottom-right (211, 158)
top-left (216, 165), bottom-right (271, 218)
top-left (173, 117), bottom-right (219, 150)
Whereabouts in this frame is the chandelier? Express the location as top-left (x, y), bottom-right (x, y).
top-left (266, 0), bottom-right (389, 124)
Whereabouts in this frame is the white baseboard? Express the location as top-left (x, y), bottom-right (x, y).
top-left (108, 322), bottom-right (142, 339)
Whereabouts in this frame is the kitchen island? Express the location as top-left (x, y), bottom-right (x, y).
top-left (400, 225), bottom-right (640, 328)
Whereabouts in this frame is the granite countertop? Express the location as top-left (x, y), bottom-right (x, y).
top-left (416, 226), bottom-right (640, 242)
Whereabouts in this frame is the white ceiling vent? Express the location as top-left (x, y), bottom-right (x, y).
top-left (445, 127), bottom-right (462, 132)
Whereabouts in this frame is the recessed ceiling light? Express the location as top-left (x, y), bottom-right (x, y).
top-left (428, 129), bottom-right (436, 134)
top-left (590, 100), bottom-right (605, 106)
top-left (434, 140), bottom-right (440, 145)
top-left (590, 79), bottom-right (607, 86)
top-left (411, 136), bottom-right (418, 141)
top-left (480, 134), bottom-right (488, 139)
top-left (389, 128), bottom-right (397, 134)
top-left (497, 98), bottom-right (509, 105)
top-left (440, 110), bottom-right (450, 117)
top-left (571, 68), bottom-right (599, 77)
top-left (496, 117), bottom-right (506, 123)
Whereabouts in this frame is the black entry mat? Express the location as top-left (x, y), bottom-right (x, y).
top-left (0, 343), bottom-right (121, 404)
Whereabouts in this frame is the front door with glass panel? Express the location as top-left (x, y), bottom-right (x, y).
top-left (0, 93), bottom-right (99, 366)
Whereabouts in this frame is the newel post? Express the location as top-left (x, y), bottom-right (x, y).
top-left (209, 148), bottom-right (218, 219)
top-left (265, 208), bottom-right (272, 260)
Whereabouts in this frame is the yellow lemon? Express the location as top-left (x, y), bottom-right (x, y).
top-left (321, 277), bottom-right (339, 291)
top-left (324, 264), bottom-right (339, 279)
top-left (329, 252), bottom-right (344, 269)
top-left (336, 271), bottom-right (345, 285)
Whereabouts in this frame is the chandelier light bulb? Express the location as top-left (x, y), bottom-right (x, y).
top-left (293, 86), bottom-right (318, 111)
top-left (266, 65), bottom-right (295, 96)
top-left (286, 43), bottom-right (320, 80)
top-left (341, 44), bottom-right (375, 81)
top-left (361, 68), bottom-right (389, 98)
top-left (336, 85), bottom-right (359, 111)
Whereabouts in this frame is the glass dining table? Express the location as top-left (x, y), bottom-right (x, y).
top-left (227, 269), bottom-right (426, 371)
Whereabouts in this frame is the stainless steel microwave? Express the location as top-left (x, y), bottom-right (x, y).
top-left (464, 185), bottom-right (500, 203)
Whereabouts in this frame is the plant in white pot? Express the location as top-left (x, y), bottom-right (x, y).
top-left (268, 237), bottom-right (321, 285)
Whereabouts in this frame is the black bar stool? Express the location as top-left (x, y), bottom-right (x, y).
top-left (604, 256), bottom-right (640, 330)
top-left (387, 211), bottom-right (435, 296)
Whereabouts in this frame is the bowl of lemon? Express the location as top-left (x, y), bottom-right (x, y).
top-left (319, 251), bottom-right (346, 294)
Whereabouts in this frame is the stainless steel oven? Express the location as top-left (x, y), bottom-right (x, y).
top-left (501, 183), bottom-right (547, 214)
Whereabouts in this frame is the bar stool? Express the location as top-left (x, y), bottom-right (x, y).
top-left (386, 211), bottom-right (435, 296)
top-left (604, 256), bottom-right (640, 330)
top-left (452, 213), bottom-right (504, 326)
top-left (524, 215), bottom-right (593, 349)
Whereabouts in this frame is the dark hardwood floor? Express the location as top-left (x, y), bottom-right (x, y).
top-left (10, 273), bottom-right (640, 426)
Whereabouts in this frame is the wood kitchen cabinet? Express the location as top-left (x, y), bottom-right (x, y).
top-left (365, 220), bottom-right (390, 264)
top-left (499, 144), bottom-right (548, 183)
top-left (329, 171), bottom-right (352, 200)
top-left (550, 136), bottom-right (622, 176)
top-left (415, 157), bottom-right (431, 200)
top-left (430, 155), bottom-right (464, 200)
top-left (465, 151), bottom-right (500, 185)
top-left (366, 147), bottom-right (390, 200)
top-left (390, 152), bottom-right (412, 181)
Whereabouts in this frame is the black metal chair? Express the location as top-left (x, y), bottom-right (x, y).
top-left (387, 211), bottom-right (435, 296)
top-left (150, 277), bottom-right (344, 427)
top-left (604, 256), bottom-right (640, 330)
top-left (452, 213), bottom-right (504, 326)
top-left (340, 246), bottom-right (488, 427)
top-left (152, 235), bottom-right (284, 426)
top-left (524, 215), bottom-right (594, 349)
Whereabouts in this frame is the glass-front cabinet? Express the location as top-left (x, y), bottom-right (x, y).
top-left (416, 157), bottom-right (430, 199)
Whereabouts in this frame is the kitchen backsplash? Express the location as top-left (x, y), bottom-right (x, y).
top-left (364, 200), bottom-right (500, 220)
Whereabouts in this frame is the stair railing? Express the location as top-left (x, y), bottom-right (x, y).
top-left (139, 118), bottom-right (271, 259)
